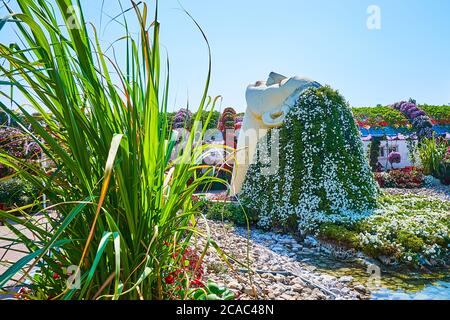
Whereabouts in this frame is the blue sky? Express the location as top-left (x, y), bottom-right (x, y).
top-left (1, 0), bottom-right (450, 112)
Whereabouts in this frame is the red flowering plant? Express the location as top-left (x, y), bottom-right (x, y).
top-left (440, 147), bottom-right (450, 185)
top-left (162, 242), bottom-right (206, 300)
top-left (12, 253), bottom-right (72, 300)
top-left (0, 127), bottom-right (43, 178)
top-left (375, 167), bottom-right (424, 189)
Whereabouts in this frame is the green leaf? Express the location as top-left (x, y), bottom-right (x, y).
top-left (206, 294), bottom-right (220, 301)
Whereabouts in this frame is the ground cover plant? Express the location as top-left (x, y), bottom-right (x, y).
top-left (314, 193), bottom-right (449, 268)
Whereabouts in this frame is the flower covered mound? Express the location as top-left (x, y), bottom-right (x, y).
top-left (356, 194), bottom-right (450, 266)
top-left (240, 86), bottom-right (378, 233)
top-left (316, 193), bottom-right (450, 267)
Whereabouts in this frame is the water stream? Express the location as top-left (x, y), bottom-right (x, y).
top-left (298, 251), bottom-right (450, 300)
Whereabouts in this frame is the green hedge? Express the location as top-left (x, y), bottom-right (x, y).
top-left (420, 105), bottom-right (450, 124)
top-left (352, 105), bottom-right (450, 127)
top-left (351, 106), bottom-right (409, 127)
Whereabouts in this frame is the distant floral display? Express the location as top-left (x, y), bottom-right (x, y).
top-left (388, 151), bottom-right (401, 166)
top-left (172, 108), bottom-right (192, 129)
top-left (352, 106), bottom-right (409, 128)
top-left (218, 107), bottom-right (237, 132)
top-left (391, 101), bottom-right (434, 140)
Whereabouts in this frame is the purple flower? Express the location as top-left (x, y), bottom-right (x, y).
top-left (392, 101), bottom-right (405, 110)
top-left (388, 152), bottom-right (401, 164)
top-left (409, 110), bottom-right (426, 119)
top-left (417, 127), bottom-right (434, 140)
top-left (412, 115), bottom-right (433, 129)
top-left (173, 108), bottom-right (192, 129)
top-left (399, 102), bottom-right (416, 114)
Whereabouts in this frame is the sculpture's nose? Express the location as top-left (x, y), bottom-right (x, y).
top-left (267, 72), bottom-right (287, 86)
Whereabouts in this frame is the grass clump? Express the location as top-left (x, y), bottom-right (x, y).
top-left (317, 223), bottom-right (360, 248)
top-left (0, 0), bottom-right (223, 300)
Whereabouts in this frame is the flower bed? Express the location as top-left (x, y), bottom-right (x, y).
top-left (420, 105), bottom-right (450, 125)
top-left (317, 193), bottom-right (450, 267)
top-left (352, 106), bottom-right (409, 128)
top-left (351, 104), bottom-right (450, 128)
top-left (374, 167), bottom-right (424, 189)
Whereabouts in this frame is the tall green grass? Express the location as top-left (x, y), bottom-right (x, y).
top-left (0, 0), bottom-right (223, 299)
top-left (418, 136), bottom-right (447, 177)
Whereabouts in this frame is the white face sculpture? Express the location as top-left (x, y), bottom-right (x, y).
top-left (231, 72), bottom-right (321, 196)
top-left (246, 72), bottom-right (321, 128)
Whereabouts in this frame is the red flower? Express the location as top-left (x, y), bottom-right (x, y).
top-left (165, 275), bottom-right (175, 285)
top-left (53, 273), bottom-right (61, 280)
top-left (190, 279), bottom-right (204, 287)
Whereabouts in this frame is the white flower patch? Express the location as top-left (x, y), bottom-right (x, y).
top-left (357, 194), bottom-right (450, 265)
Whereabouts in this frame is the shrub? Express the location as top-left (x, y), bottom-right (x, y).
top-left (418, 137), bottom-right (448, 177)
top-left (241, 86), bottom-right (378, 233)
top-left (369, 137), bottom-right (383, 172)
top-left (317, 223), bottom-right (360, 248)
top-left (203, 202), bottom-right (256, 226)
top-left (0, 178), bottom-right (39, 210)
top-left (439, 147), bottom-right (450, 185)
top-left (397, 231), bottom-right (425, 252)
top-left (374, 167), bottom-right (424, 189)
top-left (191, 111), bottom-right (221, 130)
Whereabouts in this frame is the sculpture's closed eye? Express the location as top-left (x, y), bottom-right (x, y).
top-left (271, 111), bottom-right (283, 119)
